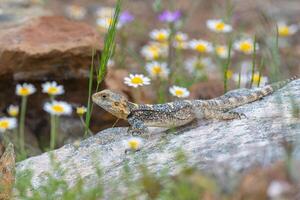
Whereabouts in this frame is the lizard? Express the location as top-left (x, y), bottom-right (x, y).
top-left (92, 77), bottom-right (297, 136)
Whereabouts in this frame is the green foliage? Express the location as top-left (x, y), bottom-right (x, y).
top-left (85, 0), bottom-right (121, 136)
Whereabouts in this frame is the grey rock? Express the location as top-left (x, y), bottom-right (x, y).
top-left (16, 79), bottom-right (300, 192)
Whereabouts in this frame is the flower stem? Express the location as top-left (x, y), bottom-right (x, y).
top-left (50, 115), bottom-right (57, 150)
top-left (19, 96), bottom-right (27, 156)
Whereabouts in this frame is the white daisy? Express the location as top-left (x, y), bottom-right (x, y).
top-left (277, 22), bottom-right (298, 37)
top-left (232, 72), bottom-right (268, 88)
top-left (234, 38), bottom-right (259, 55)
top-left (189, 39), bottom-right (213, 53)
top-left (123, 137), bottom-right (144, 152)
top-left (145, 61), bottom-right (170, 79)
top-left (76, 106), bottom-right (87, 115)
top-left (206, 19), bottom-right (232, 33)
top-left (16, 83), bottom-right (36, 97)
top-left (215, 45), bottom-right (233, 59)
top-left (95, 7), bottom-right (114, 18)
top-left (184, 57), bottom-right (213, 74)
top-left (141, 42), bottom-right (167, 60)
top-left (149, 29), bottom-right (170, 42)
top-left (7, 105), bottom-right (19, 117)
top-left (175, 32), bottom-right (188, 42)
top-left (124, 74), bottom-right (151, 88)
top-left (251, 72), bottom-right (268, 87)
top-left (169, 86), bottom-right (190, 98)
top-left (65, 5), bottom-right (87, 20)
top-left (42, 81), bottom-right (64, 96)
top-left (96, 17), bottom-right (122, 30)
top-left (44, 101), bottom-right (72, 116)
top-left (0, 117), bottom-right (17, 133)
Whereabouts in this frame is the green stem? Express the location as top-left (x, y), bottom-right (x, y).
top-left (19, 96), bottom-right (27, 155)
top-left (250, 35), bottom-right (257, 88)
top-left (50, 115), bottom-right (57, 150)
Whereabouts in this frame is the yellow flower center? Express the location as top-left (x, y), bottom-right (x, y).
top-left (149, 46), bottom-right (159, 58)
top-left (19, 88), bottom-right (30, 96)
top-left (0, 121), bottom-right (9, 129)
top-left (216, 46), bottom-right (225, 55)
top-left (278, 26), bottom-right (290, 37)
top-left (128, 140), bottom-right (139, 150)
top-left (215, 22), bottom-right (225, 31)
top-left (9, 110), bottom-right (18, 117)
top-left (252, 74), bottom-right (261, 84)
top-left (52, 105), bottom-right (64, 113)
top-left (195, 44), bottom-right (207, 53)
top-left (175, 90), bottom-right (184, 97)
top-left (107, 18), bottom-right (113, 26)
top-left (240, 42), bottom-right (252, 53)
top-left (152, 66), bottom-right (162, 75)
top-left (76, 107), bottom-right (86, 115)
top-left (131, 77), bottom-right (143, 84)
top-left (48, 87), bottom-right (58, 95)
top-left (156, 33), bottom-right (167, 42)
top-left (226, 70), bottom-right (233, 79)
top-left (175, 35), bottom-right (183, 42)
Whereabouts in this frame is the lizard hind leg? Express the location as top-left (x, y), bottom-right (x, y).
top-left (204, 109), bottom-right (247, 120)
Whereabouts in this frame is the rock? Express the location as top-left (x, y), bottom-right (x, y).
top-left (0, 143), bottom-right (15, 200)
top-left (16, 79), bottom-right (300, 194)
top-left (0, 16), bottom-right (102, 80)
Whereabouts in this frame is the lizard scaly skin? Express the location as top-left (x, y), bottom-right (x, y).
top-left (92, 77), bottom-right (297, 135)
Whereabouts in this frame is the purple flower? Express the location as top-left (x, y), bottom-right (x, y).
top-left (120, 11), bottom-right (134, 24)
top-left (158, 10), bottom-right (181, 23)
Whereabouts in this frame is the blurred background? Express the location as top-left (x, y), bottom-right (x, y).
top-left (0, 0), bottom-right (299, 155)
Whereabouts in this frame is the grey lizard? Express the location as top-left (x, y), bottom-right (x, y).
top-left (92, 77), bottom-right (297, 136)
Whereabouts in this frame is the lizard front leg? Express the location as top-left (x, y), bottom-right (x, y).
top-left (127, 116), bottom-right (149, 136)
top-left (204, 109), bottom-right (246, 120)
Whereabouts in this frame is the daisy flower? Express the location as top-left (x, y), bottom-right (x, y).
top-left (42, 81), bottom-right (64, 96)
top-left (189, 39), bottom-right (213, 53)
top-left (234, 38), bottom-right (259, 55)
top-left (206, 19), bottom-right (232, 33)
top-left (16, 83), bottom-right (36, 97)
top-left (277, 22), bottom-right (298, 37)
top-left (169, 86), bottom-right (190, 98)
top-left (124, 74), bottom-right (151, 88)
top-left (146, 61), bottom-right (170, 79)
top-left (76, 106), bottom-right (87, 115)
top-left (251, 72), bottom-right (268, 87)
top-left (175, 32), bottom-right (188, 42)
top-left (124, 137), bottom-right (144, 152)
top-left (0, 117), bottom-right (17, 133)
top-left (7, 105), bottom-right (19, 117)
top-left (184, 57), bottom-right (213, 74)
top-left (97, 17), bottom-right (122, 30)
top-left (141, 42), bottom-right (167, 60)
top-left (95, 7), bottom-right (114, 18)
top-left (173, 32), bottom-right (189, 49)
top-left (150, 29), bottom-right (170, 43)
top-left (215, 45), bottom-right (233, 59)
top-left (65, 5), bottom-right (87, 20)
top-left (44, 101), bottom-right (72, 116)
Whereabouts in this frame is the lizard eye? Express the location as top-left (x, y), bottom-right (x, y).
top-left (102, 94), bottom-right (108, 99)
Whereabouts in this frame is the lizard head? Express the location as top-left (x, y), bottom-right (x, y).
top-left (92, 89), bottom-right (130, 120)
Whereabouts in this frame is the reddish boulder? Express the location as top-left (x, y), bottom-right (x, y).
top-left (0, 16), bottom-right (102, 80)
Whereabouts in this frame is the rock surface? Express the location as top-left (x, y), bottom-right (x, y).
top-left (0, 16), bottom-right (102, 80)
top-left (0, 143), bottom-right (15, 200)
top-left (17, 79), bottom-right (300, 191)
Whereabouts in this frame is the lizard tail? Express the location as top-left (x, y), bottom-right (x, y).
top-left (201, 76), bottom-right (298, 110)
